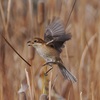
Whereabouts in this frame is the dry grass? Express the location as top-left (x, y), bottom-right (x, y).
top-left (0, 0), bottom-right (100, 100)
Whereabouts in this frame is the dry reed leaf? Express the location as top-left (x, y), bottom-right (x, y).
top-left (80, 92), bottom-right (82, 100)
top-left (49, 71), bottom-right (52, 100)
top-left (18, 83), bottom-right (28, 94)
top-left (25, 68), bottom-right (33, 100)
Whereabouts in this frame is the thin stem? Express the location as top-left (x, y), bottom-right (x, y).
top-left (65, 0), bottom-right (76, 27)
top-left (1, 34), bottom-right (31, 66)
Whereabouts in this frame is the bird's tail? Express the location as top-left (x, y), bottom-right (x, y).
top-left (57, 63), bottom-right (77, 82)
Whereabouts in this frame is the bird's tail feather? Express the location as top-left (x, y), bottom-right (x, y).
top-left (57, 63), bottom-right (77, 82)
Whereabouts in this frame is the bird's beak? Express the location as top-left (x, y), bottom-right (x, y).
top-left (27, 41), bottom-right (32, 46)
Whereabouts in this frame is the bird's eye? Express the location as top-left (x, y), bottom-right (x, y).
top-left (34, 39), bottom-right (38, 43)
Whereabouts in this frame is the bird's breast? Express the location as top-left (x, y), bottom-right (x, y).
top-left (35, 44), bottom-right (59, 62)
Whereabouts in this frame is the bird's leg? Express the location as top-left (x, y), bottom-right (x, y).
top-left (44, 65), bottom-right (53, 76)
top-left (42, 61), bottom-right (57, 76)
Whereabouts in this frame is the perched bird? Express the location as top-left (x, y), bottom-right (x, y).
top-left (28, 19), bottom-right (77, 82)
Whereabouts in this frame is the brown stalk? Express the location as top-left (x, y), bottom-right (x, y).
top-left (0, 34), bottom-right (31, 66)
top-left (6, 0), bottom-right (11, 30)
top-left (80, 92), bottom-right (82, 100)
top-left (65, 0), bottom-right (76, 28)
top-left (25, 68), bottom-right (33, 100)
top-left (49, 71), bottom-right (52, 100)
top-left (19, 92), bottom-right (27, 100)
top-left (54, 0), bottom-right (62, 17)
top-left (37, 0), bottom-right (45, 24)
top-left (0, 1), bottom-right (6, 29)
top-left (0, 1), bottom-right (9, 99)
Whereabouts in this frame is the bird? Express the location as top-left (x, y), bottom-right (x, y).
top-left (27, 19), bottom-right (77, 82)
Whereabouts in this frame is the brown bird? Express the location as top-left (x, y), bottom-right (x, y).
top-left (28, 19), bottom-right (77, 82)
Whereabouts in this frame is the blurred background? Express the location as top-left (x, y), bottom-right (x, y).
top-left (0, 0), bottom-right (100, 100)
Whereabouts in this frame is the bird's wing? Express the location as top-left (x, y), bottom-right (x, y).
top-left (44, 19), bottom-right (72, 52)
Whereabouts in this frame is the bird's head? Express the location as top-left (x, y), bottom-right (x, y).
top-left (27, 38), bottom-right (45, 48)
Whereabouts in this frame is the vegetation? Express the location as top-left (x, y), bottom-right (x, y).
top-left (0, 0), bottom-right (99, 100)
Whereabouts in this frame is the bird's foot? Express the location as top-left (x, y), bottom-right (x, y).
top-left (44, 72), bottom-right (48, 76)
top-left (42, 62), bottom-right (56, 66)
top-left (44, 67), bottom-right (53, 76)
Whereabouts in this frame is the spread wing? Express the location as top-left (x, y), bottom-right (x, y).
top-left (44, 19), bottom-right (72, 52)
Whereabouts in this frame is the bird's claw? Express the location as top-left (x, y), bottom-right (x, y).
top-left (42, 62), bottom-right (56, 66)
top-left (44, 72), bottom-right (48, 76)
top-left (42, 63), bottom-right (48, 66)
top-left (44, 67), bottom-right (53, 76)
